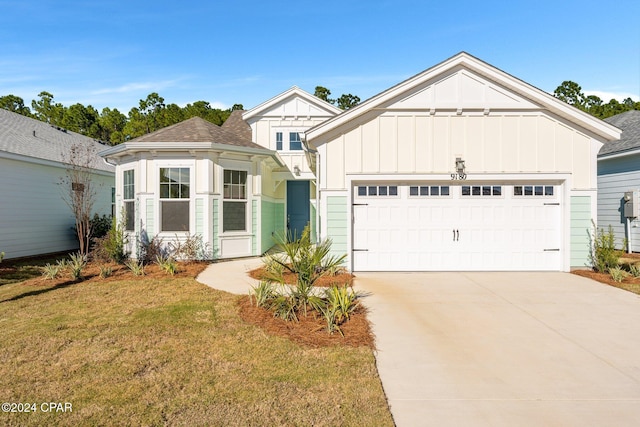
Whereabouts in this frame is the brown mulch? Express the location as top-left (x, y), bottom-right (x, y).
top-left (7, 261), bottom-right (210, 287)
top-left (248, 266), bottom-right (354, 287)
top-left (237, 295), bottom-right (375, 349)
top-left (572, 252), bottom-right (640, 294)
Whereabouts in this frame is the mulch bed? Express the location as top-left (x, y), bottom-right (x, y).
top-left (248, 266), bottom-right (354, 287)
top-left (571, 252), bottom-right (640, 295)
top-left (237, 295), bottom-right (374, 349)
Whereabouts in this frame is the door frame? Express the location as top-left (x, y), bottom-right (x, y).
top-left (286, 180), bottom-right (311, 240)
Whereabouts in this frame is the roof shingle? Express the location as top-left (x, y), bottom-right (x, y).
top-left (600, 110), bottom-right (640, 156)
top-left (221, 110), bottom-right (252, 141)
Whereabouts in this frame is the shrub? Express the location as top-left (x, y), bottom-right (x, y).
top-left (140, 235), bottom-right (166, 264)
top-left (67, 252), bottom-right (87, 280)
top-left (250, 281), bottom-right (277, 308)
top-left (125, 259), bottom-right (145, 276)
top-left (0, 251), bottom-right (4, 264)
top-left (610, 266), bottom-right (626, 283)
top-left (630, 264), bottom-right (640, 278)
top-left (92, 216), bottom-right (129, 264)
top-left (42, 263), bottom-right (63, 280)
top-left (588, 222), bottom-right (619, 273)
top-left (90, 214), bottom-right (112, 240)
top-left (167, 233), bottom-right (213, 261)
top-left (99, 265), bottom-right (112, 278)
top-left (155, 254), bottom-right (178, 276)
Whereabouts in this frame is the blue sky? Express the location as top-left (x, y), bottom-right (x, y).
top-left (1, 0), bottom-right (638, 113)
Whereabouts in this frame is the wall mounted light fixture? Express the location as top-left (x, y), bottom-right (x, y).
top-left (293, 165), bottom-right (300, 176)
top-left (455, 157), bottom-right (466, 174)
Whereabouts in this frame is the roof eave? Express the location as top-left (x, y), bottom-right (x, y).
top-left (242, 86), bottom-right (342, 121)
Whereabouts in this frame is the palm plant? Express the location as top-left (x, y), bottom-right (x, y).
top-left (266, 225), bottom-right (346, 316)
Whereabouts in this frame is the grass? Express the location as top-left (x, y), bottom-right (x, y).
top-left (0, 267), bottom-right (392, 426)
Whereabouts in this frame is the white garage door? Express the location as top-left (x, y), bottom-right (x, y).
top-left (352, 183), bottom-right (562, 271)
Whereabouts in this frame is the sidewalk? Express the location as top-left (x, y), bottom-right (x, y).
top-left (196, 257), bottom-right (263, 294)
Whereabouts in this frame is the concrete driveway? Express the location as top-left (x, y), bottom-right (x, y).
top-left (355, 272), bottom-right (640, 427)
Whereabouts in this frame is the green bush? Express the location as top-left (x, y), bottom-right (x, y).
top-left (588, 223), bottom-right (620, 273)
top-left (90, 214), bottom-right (113, 240)
top-left (610, 266), bottom-right (626, 283)
top-left (0, 251), bottom-right (4, 264)
top-left (629, 264), bottom-right (640, 278)
top-left (42, 262), bottom-right (63, 280)
top-left (155, 254), bottom-right (178, 276)
top-left (92, 216), bottom-right (129, 264)
top-left (125, 259), bottom-right (145, 276)
top-left (67, 252), bottom-right (87, 280)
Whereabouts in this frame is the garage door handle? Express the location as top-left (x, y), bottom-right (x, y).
top-left (453, 229), bottom-right (459, 241)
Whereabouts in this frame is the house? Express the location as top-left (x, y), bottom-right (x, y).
top-left (305, 52), bottom-right (620, 272)
top-left (597, 110), bottom-right (640, 251)
top-left (0, 109), bottom-right (115, 259)
top-left (101, 52), bottom-right (621, 271)
top-left (99, 88), bottom-right (340, 259)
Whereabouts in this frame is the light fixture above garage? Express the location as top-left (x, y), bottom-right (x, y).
top-left (455, 157), bottom-right (466, 174)
top-left (293, 165), bottom-right (301, 176)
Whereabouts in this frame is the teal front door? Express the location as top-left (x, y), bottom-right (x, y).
top-left (286, 180), bottom-right (310, 240)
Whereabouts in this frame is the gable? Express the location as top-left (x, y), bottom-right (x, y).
top-left (389, 68), bottom-right (539, 111)
top-left (258, 95), bottom-right (337, 118)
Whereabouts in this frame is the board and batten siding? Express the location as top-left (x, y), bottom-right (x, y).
top-left (260, 199), bottom-right (285, 254)
top-left (0, 157), bottom-right (114, 259)
top-left (598, 154), bottom-right (640, 252)
top-left (570, 196), bottom-right (593, 268)
top-left (319, 113), bottom-right (595, 191)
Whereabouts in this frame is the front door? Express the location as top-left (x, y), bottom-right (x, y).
top-left (287, 180), bottom-right (310, 240)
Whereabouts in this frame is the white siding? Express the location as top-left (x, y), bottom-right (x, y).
top-left (0, 157), bottom-right (114, 259)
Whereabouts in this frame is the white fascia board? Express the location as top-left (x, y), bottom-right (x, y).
top-left (242, 86), bottom-right (341, 121)
top-left (598, 147), bottom-right (640, 161)
top-left (306, 52), bottom-right (621, 143)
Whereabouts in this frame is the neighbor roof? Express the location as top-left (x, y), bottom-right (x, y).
top-left (599, 110), bottom-right (640, 157)
top-left (131, 116), bottom-right (263, 149)
top-left (305, 52), bottom-right (621, 143)
top-left (221, 110), bottom-right (252, 141)
top-left (0, 108), bottom-right (114, 173)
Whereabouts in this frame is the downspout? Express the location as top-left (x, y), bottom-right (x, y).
top-left (316, 150), bottom-right (321, 239)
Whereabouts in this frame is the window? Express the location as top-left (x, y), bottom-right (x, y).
top-left (123, 169), bottom-right (135, 231)
top-left (276, 132), bottom-right (283, 150)
top-left (409, 185), bottom-right (450, 197)
top-left (289, 132), bottom-right (302, 150)
top-left (111, 187), bottom-right (116, 217)
top-left (159, 168), bottom-right (190, 232)
top-left (223, 170), bottom-right (248, 232)
top-left (514, 185), bottom-right (554, 197)
top-left (357, 185), bottom-right (398, 197)
top-left (461, 185), bottom-right (502, 197)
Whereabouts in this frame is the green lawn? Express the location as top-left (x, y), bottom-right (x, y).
top-left (0, 274), bottom-right (392, 426)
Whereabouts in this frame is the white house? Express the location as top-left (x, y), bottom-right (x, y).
top-left (101, 52), bottom-right (621, 271)
top-left (0, 109), bottom-right (115, 259)
top-left (306, 52), bottom-right (620, 272)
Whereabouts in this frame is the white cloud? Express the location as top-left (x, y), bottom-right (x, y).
top-left (584, 90), bottom-right (638, 102)
top-left (91, 79), bottom-right (182, 95)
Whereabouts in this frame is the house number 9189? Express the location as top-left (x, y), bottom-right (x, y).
top-left (450, 173), bottom-right (467, 180)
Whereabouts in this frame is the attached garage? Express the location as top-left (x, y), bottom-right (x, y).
top-left (305, 52), bottom-right (621, 272)
top-left (352, 181), bottom-right (562, 271)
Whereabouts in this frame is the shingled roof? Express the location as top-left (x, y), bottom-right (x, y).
top-left (132, 116), bottom-right (261, 149)
top-left (600, 110), bottom-right (640, 156)
top-left (0, 108), bottom-right (114, 173)
top-left (221, 110), bottom-right (252, 141)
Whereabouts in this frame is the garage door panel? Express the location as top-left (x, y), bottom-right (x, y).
top-left (352, 183), bottom-right (562, 271)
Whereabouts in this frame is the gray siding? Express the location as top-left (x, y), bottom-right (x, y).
top-left (598, 154), bottom-right (640, 251)
top-left (0, 157), bottom-right (114, 259)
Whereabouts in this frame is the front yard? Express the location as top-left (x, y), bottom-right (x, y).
top-left (0, 260), bottom-right (392, 426)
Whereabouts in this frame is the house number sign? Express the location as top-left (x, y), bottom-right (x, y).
top-left (450, 173), bottom-right (467, 180)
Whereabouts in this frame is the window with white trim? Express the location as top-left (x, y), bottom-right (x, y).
top-left (461, 185), bottom-right (502, 196)
top-left (159, 167), bottom-right (190, 232)
top-left (409, 185), bottom-right (450, 197)
top-left (223, 170), bottom-right (248, 232)
top-left (514, 185), bottom-right (554, 196)
top-left (123, 169), bottom-right (135, 231)
top-left (275, 132), bottom-right (283, 150)
top-left (289, 132), bottom-right (302, 150)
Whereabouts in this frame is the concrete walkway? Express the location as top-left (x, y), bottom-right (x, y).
top-left (196, 257), bottom-right (263, 295)
top-left (355, 272), bottom-right (640, 427)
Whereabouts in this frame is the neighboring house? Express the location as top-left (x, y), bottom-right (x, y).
top-left (99, 89), bottom-right (339, 260)
top-left (0, 109), bottom-right (115, 259)
top-left (101, 52), bottom-right (620, 271)
top-left (305, 52), bottom-right (620, 272)
top-left (597, 110), bottom-right (640, 251)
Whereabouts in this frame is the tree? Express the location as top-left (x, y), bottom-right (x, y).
top-left (61, 103), bottom-right (101, 137)
top-left (336, 93), bottom-right (360, 110)
top-left (314, 86), bottom-right (334, 104)
top-left (98, 107), bottom-right (127, 144)
top-left (0, 94), bottom-right (31, 116)
top-left (553, 81), bottom-right (585, 109)
top-left (231, 103), bottom-right (244, 111)
top-left (60, 142), bottom-right (101, 257)
top-left (31, 91), bottom-right (65, 125)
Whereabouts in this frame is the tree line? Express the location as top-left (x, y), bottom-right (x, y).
top-left (1, 81), bottom-right (636, 145)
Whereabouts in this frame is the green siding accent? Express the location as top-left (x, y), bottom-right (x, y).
top-left (571, 196), bottom-right (592, 268)
top-left (195, 198), bottom-right (204, 235)
top-left (146, 199), bottom-right (154, 237)
top-left (310, 202), bottom-right (317, 244)
top-left (252, 199), bottom-right (258, 255)
top-left (260, 200), bottom-right (286, 254)
top-left (326, 196), bottom-right (348, 258)
top-left (212, 199), bottom-right (219, 256)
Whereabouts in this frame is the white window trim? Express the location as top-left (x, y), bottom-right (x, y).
top-left (220, 162), bottom-right (252, 237)
top-left (156, 162), bottom-right (195, 235)
top-left (273, 128), bottom-right (306, 153)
